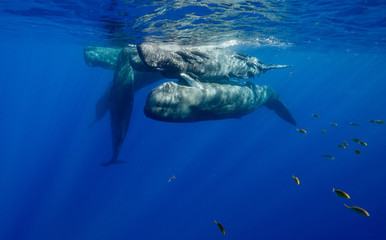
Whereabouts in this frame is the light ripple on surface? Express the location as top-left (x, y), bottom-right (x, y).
top-left (0, 0), bottom-right (385, 52)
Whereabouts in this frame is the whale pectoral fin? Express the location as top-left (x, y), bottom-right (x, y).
top-left (179, 73), bottom-right (204, 90)
top-left (265, 99), bottom-right (297, 126)
top-left (89, 82), bottom-right (113, 128)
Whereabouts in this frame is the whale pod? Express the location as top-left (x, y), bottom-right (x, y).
top-left (84, 45), bottom-right (295, 165)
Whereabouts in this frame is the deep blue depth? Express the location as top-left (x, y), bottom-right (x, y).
top-left (1, 1), bottom-right (386, 240)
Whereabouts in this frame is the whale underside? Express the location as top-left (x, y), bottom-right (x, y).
top-left (84, 45), bottom-right (296, 165)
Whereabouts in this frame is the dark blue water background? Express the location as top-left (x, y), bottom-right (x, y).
top-left (1, 1), bottom-right (386, 240)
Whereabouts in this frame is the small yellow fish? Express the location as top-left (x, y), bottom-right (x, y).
top-left (322, 155), bottom-right (335, 159)
top-left (312, 114), bottom-right (319, 118)
top-left (350, 122), bottom-right (360, 126)
top-left (214, 220), bottom-right (225, 235)
top-left (370, 120), bottom-right (384, 124)
top-left (337, 144), bottom-right (346, 149)
top-left (355, 149), bottom-right (361, 154)
top-left (344, 204), bottom-right (370, 216)
top-left (343, 141), bottom-right (348, 147)
top-left (333, 188), bottom-right (350, 199)
top-left (168, 175), bottom-right (176, 182)
top-left (321, 129), bottom-right (327, 133)
top-left (297, 129), bottom-right (307, 134)
top-left (330, 123), bottom-right (338, 126)
top-left (352, 139), bottom-right (360, 143)
top-left (360, 141), bottom-right (367, 146)
top-left (292, 175), bottom-right (300, 185)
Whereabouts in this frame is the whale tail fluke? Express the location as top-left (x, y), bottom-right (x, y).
top-left (88, 121), bottom-right (96, 129)
top-left (105, 48), bottom-right (134, 168)
top-left (101, 159), bottom-right (126, 167)
top-left (261, 64), bottom-right (293, 74)
top-left (265, 98), bottom-right (297, 126)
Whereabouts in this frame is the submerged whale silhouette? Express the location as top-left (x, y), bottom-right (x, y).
top-left (84, 45), bottom-right (295, 165)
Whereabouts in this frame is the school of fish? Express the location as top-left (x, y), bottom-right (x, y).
top-left (294, 113), bottom-right (381, 218)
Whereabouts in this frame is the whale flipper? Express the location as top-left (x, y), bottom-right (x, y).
top-left (179, 73), bottom-right (204, 90)
top-left (265, 98), bottom-right (297, 126)
top-left (108, 48), bottom-right (135, 165)
top-left (89, 82), bottom-right (112, 128)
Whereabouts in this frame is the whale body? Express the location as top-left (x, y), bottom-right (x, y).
top-left (144, 81), bottom-right (296, 125)
top-left (137, 43), bottom-right (292, 83)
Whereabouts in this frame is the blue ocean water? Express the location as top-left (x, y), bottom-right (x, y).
top-left (1, 1), bottom-right (386, 240)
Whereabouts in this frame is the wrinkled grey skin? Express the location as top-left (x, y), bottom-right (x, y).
top-left (84, 45), bottom-right (294, 166)
top-left (84, 46), bottom-right (121, 70)
top-left (144, 81), bottom-right (296, 125)
top-left (137, 43), bottom-right (291, 82)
